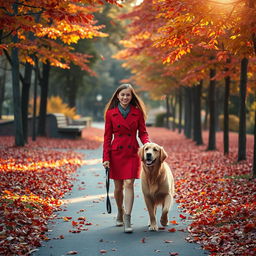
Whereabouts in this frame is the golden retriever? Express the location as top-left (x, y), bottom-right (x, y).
top-left (138, 142), bottom-right (174, 231)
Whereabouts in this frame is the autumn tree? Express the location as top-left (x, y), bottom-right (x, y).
top-left (0, 0), bottom-right (120, 145)
top-left (116, 0), bottom-right (255, 173)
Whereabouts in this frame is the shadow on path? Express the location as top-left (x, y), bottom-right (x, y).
top-left (33, 146), bottom-right (208, 256)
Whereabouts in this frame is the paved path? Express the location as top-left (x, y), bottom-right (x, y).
top-left (33, 146), bottom-right (208, 256)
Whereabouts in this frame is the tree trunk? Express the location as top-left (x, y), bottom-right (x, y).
top-left (68, 85), bottom-right (77, 108)
top-left (215, 86), bottom-right (221, 131)
top-left (21, 62), bottom-right (33, 143)
top-left (238, 57), bottom-right (248, 161)
top-left (0, 58), bottom-right (7, 119)
top-left (203, 101), bottom-right (209, 130)
top-left (253, 105), bottom-right (256, 178)
top-left (0, 31), bottom-right (3, 118)
top-left (223, 59), bottom-right (231, 155)
top-left (192, 85), bottom-right (196, 141)
top-left (207, 68), bottom-right (216, 150)
top-left (193, 81), bottom-right (203, 145)
top-left (165, 94), bottom-right (170, 129)
top-left (11, 3), bottom-right (24, 146)
top-left (32, 60), bottom-right (38, 141)
top-left (184, 87), bottom-right (192, 139)
top-left (178, 87), bottom-right (183, 133)
top-left (38, 61), bottom-right (50, 136)
top-left (172, 92), bottom-right (177, 131)
top-left (249, 0), bottom-right (255, 176)
top-left (67, 69), bottom-right (79, 108)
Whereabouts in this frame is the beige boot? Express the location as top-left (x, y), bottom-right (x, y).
top-left (123, 214), bottom-right (133, 233)
top-left (116, 208), bottom-right (124, 226)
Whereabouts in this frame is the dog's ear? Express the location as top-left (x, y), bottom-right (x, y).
top-left (160, 147), bottom-right (168, 162)
top-left (138, 145), bottom-right (144, 161)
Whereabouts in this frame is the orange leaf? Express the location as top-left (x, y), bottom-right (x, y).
top-left (72, 221), bottom-right (78, 226)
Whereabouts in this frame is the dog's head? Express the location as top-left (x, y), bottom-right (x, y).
top-left (138, 142), bottom-right (168, 167)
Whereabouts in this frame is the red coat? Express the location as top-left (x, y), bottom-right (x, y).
top-left (103, 105), bottom-right (150, 180)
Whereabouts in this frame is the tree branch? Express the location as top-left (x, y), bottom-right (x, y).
top-left (17, 11), bottom-right (43, 16)
top-left (14, 1), bottom-right (43, 9)
top-left (3, 49), bottom-right (25, 84)
top-left (1, 30), bottom-right (15, 40)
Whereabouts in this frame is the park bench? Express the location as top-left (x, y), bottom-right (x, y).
top-left (52, 113), bottom-right (91, 139)
top-left (68, 116), bottom-right (92, 128)
top-left (0, 113), bottom-right (92, 139)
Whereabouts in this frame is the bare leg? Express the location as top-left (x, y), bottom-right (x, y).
top-left (123, 179), bottom-right (135, 233)
top-left (124, 179), bottom-right (135, 215)
top-left (114, 180), bottom-right (124, 212)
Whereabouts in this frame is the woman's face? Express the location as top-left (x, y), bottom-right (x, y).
top-left (117, 88), bottom-right (132, 108)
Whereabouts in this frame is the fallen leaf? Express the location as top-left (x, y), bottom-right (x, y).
top-left (69, 230), bottom-right (81, 233)
top-left (164, 240), bottom-right (173, 243)
top-left (66, 251), bottom-right (78, 255)
top-left (179, 214), bottom-right (186, 219)
top-left (77, 217), bottom-right (86, 221)
top-left (63, 217), bottom-right (72, 222)
top-left (72, 221), bottom-right (78, 226)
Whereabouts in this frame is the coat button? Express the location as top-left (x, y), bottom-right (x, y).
top-left (119, 146), bottom-right (123, 149)
top-left (128, 134), bottom-right (131, 136)
top-left (117, 125), bottom-right (121, 128)
top-left (128, 145), bottom-right (131, 148)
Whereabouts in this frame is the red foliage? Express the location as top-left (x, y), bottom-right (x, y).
top-left (148, 127), bottom-right (255, 256)
top-left (0, 127), bottom-right (104, 149)
top-left (0, 127), bottom-right (255, 255)
top-left (0, 129), bottom-right (103, 255)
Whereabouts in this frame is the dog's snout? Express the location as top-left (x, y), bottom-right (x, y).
top-left (146, 153), bottom-right (152, 159)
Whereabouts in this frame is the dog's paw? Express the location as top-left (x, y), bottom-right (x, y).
top-left (148, 224), bottom-right (158, 231)
top-left (160, 212), bottom-right (168, 226)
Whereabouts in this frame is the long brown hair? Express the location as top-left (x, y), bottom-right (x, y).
top-left (104, 83), bottom-right (147, 120)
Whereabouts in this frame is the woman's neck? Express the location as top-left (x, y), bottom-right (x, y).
top-left (119, 103), bottom-right (129, 109)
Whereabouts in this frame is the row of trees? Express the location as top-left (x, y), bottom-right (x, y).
top-left (47, 2), bottom-right (133, 119)
top-left (115, 0), bottom-right (256, 176)
top-left (0, 0), bottom-right (122, 146)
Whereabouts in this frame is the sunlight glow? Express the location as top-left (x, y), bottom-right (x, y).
top-left (130, 0), bottom-right (143, 6)
top-left (3, 190), bottom-right (61, 207)
top-left (62, 193), bottom-right (114, 204)
top-left (209, 0), bottom-right (240, 4)
top-left (0, 158), bottom-right (82, 171)
top-left (135, 0), bottom-right (143, 5)
top-left (0, 157), bottom-right (102, 172)
top-left (82, 158), bottom-right (102, 166)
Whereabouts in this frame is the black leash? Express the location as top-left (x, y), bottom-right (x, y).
top-left (105, 167), bottom-right (112, 214)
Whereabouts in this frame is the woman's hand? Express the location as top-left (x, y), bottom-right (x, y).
top-left (103, 161), bottom-right (110, 169)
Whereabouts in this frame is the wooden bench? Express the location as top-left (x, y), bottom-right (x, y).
top-left (0, 114), bottom-right (92, 139)
top-left (67, 116), bottom-right (92, 128)
top-left (53, 113), bottom-right (87, 139)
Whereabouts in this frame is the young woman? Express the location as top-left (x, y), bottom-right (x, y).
top-left (102, 83), bottom-right (150, 233)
